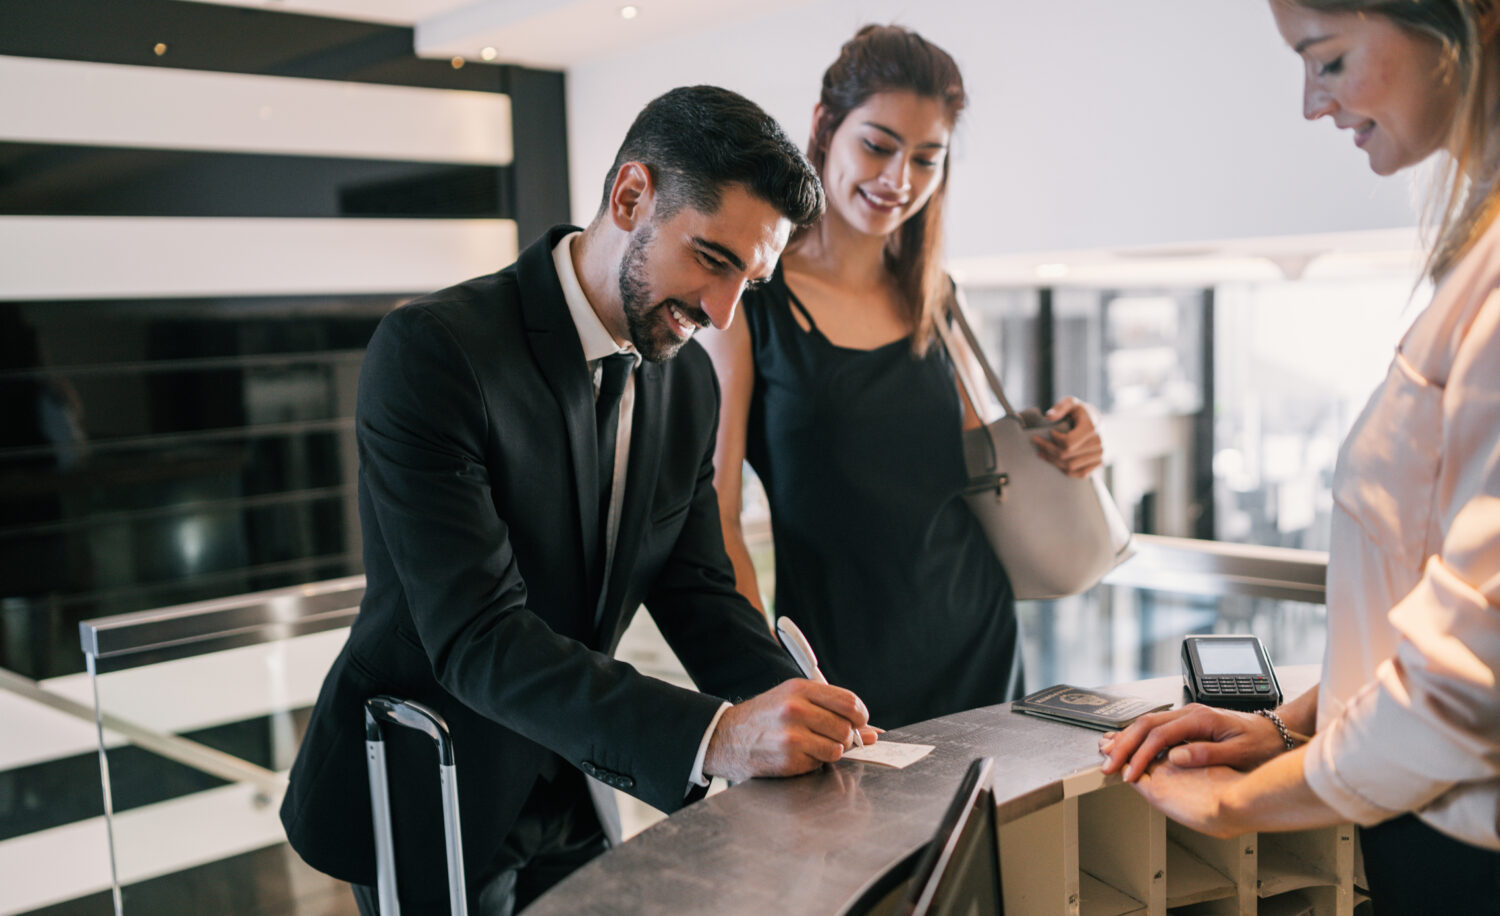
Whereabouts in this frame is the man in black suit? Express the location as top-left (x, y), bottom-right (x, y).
top-left (280, 85), bottom-right (876, 914)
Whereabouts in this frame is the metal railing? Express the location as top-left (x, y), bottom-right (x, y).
top-left (1104, 534), bottom-right (1327, 604)
top-left (48, 535), bottom-right (1330, 795)
top-left (13, 540), bottom-right (1331, 785)
top-left (80, 574), bottom-right (365, 674)
top-left (61, 575), bottom-right (367, 796)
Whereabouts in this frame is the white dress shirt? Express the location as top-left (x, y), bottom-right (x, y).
top-left (553, 232), bottom-right (638, 572)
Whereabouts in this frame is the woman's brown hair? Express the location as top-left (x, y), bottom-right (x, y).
top-left (803, 24), bottom-right (966, 355)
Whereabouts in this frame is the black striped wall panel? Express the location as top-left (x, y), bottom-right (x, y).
top-left (0, 0), bottom-right (508, 90)
top-left (0, 0), bottom-right (571, 237)
top-left (0, 143), bottom-right (512, 219)
top-left (0, 0), bottom-right (570, 672)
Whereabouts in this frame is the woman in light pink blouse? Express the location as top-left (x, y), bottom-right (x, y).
top-left (1098, 1), bottom-right (1500, 911)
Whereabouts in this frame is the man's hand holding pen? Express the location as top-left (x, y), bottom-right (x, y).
top-left (702, 679), bottom-right (877, 781)
top-left (702, 616), bottom-right (878, 781)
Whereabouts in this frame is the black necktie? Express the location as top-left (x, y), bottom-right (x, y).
top-left (594, 353), bottom-right (633, 539)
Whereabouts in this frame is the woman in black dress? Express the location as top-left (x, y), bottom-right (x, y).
top-left (703, 24), bottom-right (1104, 729)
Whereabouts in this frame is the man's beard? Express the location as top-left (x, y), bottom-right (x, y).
top-left (618, 225), bottom-right (696, 363)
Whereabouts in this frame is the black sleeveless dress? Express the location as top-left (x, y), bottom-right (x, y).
top-left (742, 268), bottom-right (1023, 729)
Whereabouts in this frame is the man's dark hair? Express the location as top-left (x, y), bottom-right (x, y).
top-left (599, 85), bottom-right (824, 226)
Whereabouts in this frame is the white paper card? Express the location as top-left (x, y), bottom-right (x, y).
top-left (841, 741), bottom-right (934, 769)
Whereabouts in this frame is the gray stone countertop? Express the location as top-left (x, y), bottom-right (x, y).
top-left (527, 666), bottom-right (1319, 915)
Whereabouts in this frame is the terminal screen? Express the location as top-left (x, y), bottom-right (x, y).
top-left (1196, 642), bottom-right (1262, 675)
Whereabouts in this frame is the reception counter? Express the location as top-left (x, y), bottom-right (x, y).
top-left (527, 665), bottom-right (1357, 916)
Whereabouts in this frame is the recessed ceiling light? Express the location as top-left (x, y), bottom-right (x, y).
top-left (480, 46), bottom-right (497, 61)
top-left (153, 42), bottom-right (168, 56)
top-left (620, 5), bottom-right (639, 19)
top-left (451, 56), bottom-right (465, 69)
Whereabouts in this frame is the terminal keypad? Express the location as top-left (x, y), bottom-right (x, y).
top-left (1199, 675), bottom-right (1272, 696)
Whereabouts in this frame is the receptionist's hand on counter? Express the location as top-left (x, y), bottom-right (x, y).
top-left (1098, 704), bottom-right (1287, 783)
top-left (703, 679), bottom-right (876, 782)
top-left (1099, 686), bottom-right (1318, 783)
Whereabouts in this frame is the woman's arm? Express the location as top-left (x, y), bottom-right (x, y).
top-left (1130, 745), bottom-right (1344, 839)
top-left (698, 317), bottom-right (768, 615)
top-left (1275, 682), bottom-right (1318, 737)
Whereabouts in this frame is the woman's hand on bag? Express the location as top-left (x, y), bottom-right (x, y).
top-left (1032, 396), bottom-right (1102, 477)
top-left (1098, 704), bottom-right (1289, 783)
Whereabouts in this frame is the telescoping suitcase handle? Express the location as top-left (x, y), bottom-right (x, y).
top-left (364, 696), bottom-right (469, 916)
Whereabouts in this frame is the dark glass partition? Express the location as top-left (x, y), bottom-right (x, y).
top-left (0, 295), bottom-right (392, 682)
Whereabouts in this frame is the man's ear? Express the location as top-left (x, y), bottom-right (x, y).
top-left (608, 161), bottom-right (654, 231)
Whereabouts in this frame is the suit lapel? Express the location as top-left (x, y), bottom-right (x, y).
top-left (516, 227), bottom-right (603, 602)
top-left (596, 359), bottom-right (664, 635)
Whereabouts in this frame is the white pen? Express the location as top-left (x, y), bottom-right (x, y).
top-left (775, 616), bottom-right (864, 748)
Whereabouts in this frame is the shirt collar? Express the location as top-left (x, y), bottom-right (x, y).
top-left (552, 231), bottom-right (638, 365)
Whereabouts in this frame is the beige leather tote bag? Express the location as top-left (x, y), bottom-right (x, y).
top-left (934, 300), bottom-right (1133, 600)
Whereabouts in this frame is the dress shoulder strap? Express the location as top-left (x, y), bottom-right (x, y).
top-left (783, 285), bottom-right (821, 334)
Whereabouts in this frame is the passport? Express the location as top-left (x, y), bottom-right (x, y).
top-left (1012, 684), bottom-right (1172, 731)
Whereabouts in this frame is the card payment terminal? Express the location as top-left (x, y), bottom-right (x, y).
top-left (1181, 634), bottom-right (1282, 711)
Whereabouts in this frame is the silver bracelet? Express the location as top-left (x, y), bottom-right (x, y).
top-left (1256, 708), bottom-right (1296, 751)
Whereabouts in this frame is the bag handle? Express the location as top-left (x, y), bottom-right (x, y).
top-left (932, 286), bottom-right (1018, 419)
top-left (931, 287), bottom-right (1011, 479)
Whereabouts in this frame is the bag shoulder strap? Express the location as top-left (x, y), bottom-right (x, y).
top-left (933, 283), bottom-right (1019, 419)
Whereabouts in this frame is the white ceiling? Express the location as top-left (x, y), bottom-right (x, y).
top-left (175, 0), bottom-right (1429, 286)
top-left (176, 0), bottom-right (811, 70)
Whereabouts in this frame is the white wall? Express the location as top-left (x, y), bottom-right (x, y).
top-left (566, 0), bottom-right (1419, 258)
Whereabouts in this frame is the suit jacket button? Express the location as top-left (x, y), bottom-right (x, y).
top-left (580, 761), bottom-right (598, 777)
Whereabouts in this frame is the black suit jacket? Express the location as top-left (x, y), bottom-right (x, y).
top-left (280, 227), bottom-right (800, 890)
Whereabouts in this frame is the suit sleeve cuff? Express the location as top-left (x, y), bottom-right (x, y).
top-left (688, 702), bottom-right (732, 791)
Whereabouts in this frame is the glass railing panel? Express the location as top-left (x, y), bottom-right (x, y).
top-left (86, 626), bottom-right (348, 914)
top-left (78, 578), bottom-right (360, 915)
